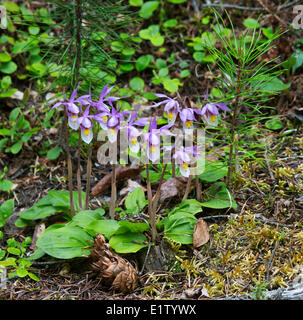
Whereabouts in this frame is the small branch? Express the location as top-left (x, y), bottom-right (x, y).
top-left (266, 238), bottom-right (281, 283)
top-left (182, 175), bottom-right (193, 201)
top-left (77, 134), bottom-right (82, 210)
top-left (85, 144), bottom-right (92, 210)
top-left (146, 164), bottom-right (158, 243)
top-left (64, 113), bottom-right (75, 216)
top-left (152, 164), bottom-right (168, 213)
top-left (109, 163), bottom-right (117, 219)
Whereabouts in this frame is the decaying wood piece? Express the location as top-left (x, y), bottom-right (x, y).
top-left (219, 282), bottom-right (303, 300)
top-left (90, 234), bottom-right (139, 293)
top-left (91, 165), bottom-right (143, 196)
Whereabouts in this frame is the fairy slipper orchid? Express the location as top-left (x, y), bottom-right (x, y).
top-left (126, 105), bottom-right (149, 154)
top-left (78, 106), bottom-right (94, 144)
top-left (152, 94), bottom-right (180, 125)
top-left (200, 102), bottom-right (230, 126)
top-left (173, 147), bottom-right (199, 177)
top-left (143, 115), bottom-right (173, 162)
top-left (179, 108), bottom-right (198, 131)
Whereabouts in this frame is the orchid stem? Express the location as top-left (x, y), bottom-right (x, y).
top-left (109, 163), bottom-right (117, 219)
top-left (182, 175), bottom-right (193, 202)
top-left (146, 164), bottom-right (157, 243)
top-left (194, 129), bottom-right (202, 201)
top-left (152, 163), bottom-right (167, 213)
top-left (77, 134), bottom-right (82, 210)
top-left (64, 113), bottom-right (75, 216)
top-left (85, 144), bottom-right (92, 210)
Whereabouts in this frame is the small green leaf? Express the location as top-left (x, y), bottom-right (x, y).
top-left (0, 61), bottom-right (17, 74)
top-left (163, 19), bottom-right (178, 28)
top-left (193, 51), bottom-right (206, 62)
top-left (0, 53), bottom-right (11, 62)
top-left (180, 69), bottom-right (190, 78)
top-left (10, 140), bottom-right (23, 154)
top-left (7, 247), bottom-right (21, 256)
top-left (136, 54), bottom-right (153, 72)
top-left (139, 1), bottom-right (159, 19)
top-left (151, 34), bottom-right (164, 46)
top-left (28, 25), bottom-right (40, 35)
top-left (0, 199), bottom-right (14, 218)
top-left (0, 179), bottom-right (13, 192)
top-left (265, 118), bottom-right (284, 131)
top-left (129, 77), bottom-right (144, 91)
top-left (28, 272), bottom-right (40, 281)
top-left (4, 2), bottom-right (20, 13)
top-left (47, 146), bottom-right (62, 160)
top-left (167, 0), bottom-right (186, 3)
top-left (129, 0), bottom-right (143, 6)
top-left (163, 78), bottom-right (181, 93)
top-left (243, 18), bottom-right (260, 29)
top-left (70, 209), bottom-right (105, 229)
top-left (111, 41), bottom-right (124, 52)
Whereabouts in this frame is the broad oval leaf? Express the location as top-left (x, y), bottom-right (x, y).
top-left (109, 232), bottom-right (148, 253)
top-left (36, 225), bottom-right (93, 259)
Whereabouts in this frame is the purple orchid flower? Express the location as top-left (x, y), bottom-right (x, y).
top-left (102, 104), bottom-right (129, 143)
top-left (126, 105), bottom-right (149, 154)
top-left (179, 108), bottom-right (199, 131)
top-left (152, 94), bottom-right (180, 125)
top-left (143, 115), bottom-right (173, 162)
top-left (92, 82), bottom-right (122, 112)
top-left (200, 102), bottom-right (230, 125)
top-left (173, 146), bottom-right (200, 177)
top-left (199, 89), bottom-right (230, 125)
top-left (51, 82), bottom-right (89, 130)
top-left (77, 106), bottom-right (95, 144)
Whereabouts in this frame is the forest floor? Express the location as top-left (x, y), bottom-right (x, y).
top-left (1, 0), bottom-right (303, 300)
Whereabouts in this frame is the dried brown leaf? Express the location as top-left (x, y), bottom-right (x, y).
top-left (193, 218), bottom-right (209, 248)
top-left (160, 176), bottom-right (188, 202)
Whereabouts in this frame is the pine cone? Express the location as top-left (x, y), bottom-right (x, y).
top-left (90, 234), bottom-right (139, 293)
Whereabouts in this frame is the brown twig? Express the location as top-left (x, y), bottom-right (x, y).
top-left (85, 144), bottom-right (92, 210)
top-left (152, 164), bottom-right (168, 213)
top-left (109, 162), bottom-right (117, 219)
top-left (146, 164), bottom-right (158, 243)
top-left (182, 175), bottom-right (193, 201)
top-left (64, 113), bottom-right (75, 216)
top-left (77, 134), bottom-right (82, 210)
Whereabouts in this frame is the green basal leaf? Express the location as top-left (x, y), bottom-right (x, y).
top-left (70, 209), bottom-right (105, 230)
top-left (168, 199), bottom-right (203, 217)
top-left (10, 140), bottom-right (23, 154)
top-left (19, 205), bottom-right (57, 220)
top-left (162, 212), bottom-right (197, 244)
top-left (115, 220), bottom-right (149, 234)
top-left (201, 182), bottom-right (237, 209)
top-left (199, 161), bottom-right (228, 182)
top-left (36, 225), bottom-right (93, 259)
top-left (109, 232), bottom-right (148, 253)
top-left (87, 219), bottom-right (120, 240)
top-left (28, 248), bottom-right (45, 261)
top-left (125, 187), bottom-right (146, 212)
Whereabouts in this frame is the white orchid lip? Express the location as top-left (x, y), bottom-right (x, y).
top-left (68, 115), bottom-right (80, 130)
top-left (81, 127), bottom-right (93, 144)
top-left (108, 127), bottom-right (118, 143)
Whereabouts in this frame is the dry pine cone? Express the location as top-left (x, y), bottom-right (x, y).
top-left (90, 234), bottom-right (139, 293)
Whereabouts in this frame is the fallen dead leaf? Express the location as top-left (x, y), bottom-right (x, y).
top-left (31, 222), bottom-right (46, 250)
top-left (193, 218), bottom-right (209, 248)
top-left (160, 176), bottom-right (188, 202)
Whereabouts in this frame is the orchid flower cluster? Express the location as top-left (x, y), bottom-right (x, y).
top-left (51, 83), bottom-right (230, 178)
